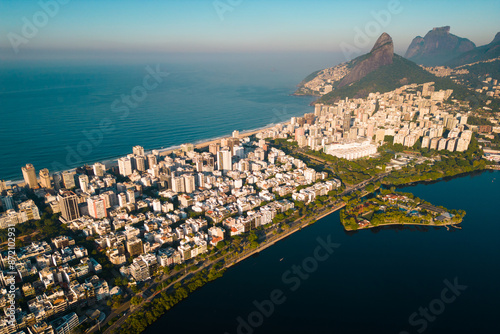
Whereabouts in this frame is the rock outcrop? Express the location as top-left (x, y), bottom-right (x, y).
top-left (405, 26), bottom-right (476, 66)
top-left (338, 33), bottom-right (394, 88)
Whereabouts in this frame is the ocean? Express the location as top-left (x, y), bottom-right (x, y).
top-left (0, 53), bottom-right (344, 182)
top-left (2, 55), bottom-right (499, 333)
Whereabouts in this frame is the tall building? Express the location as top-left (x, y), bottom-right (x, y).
top-left (343, 116), bottom-right (351, 132)
top-left (130, 259), bottom-right (149, 281)
top-left (53, 173), bottom-right (63, 190)
top-left (58, 191), bottom-right (80, 222)
top-left (22, 164), bottom-right (38, 189)
top-left (127, 238), bottom-right (143, 257)
top-left (456, 138), bottom-right (469, 152)
top-left (87, 197), bottom-right (107, 219)
top-left (135, 156), bottom-right (146, 172)
top-left (0, 180), bottom-right (6, 193)
top-left (118, 157), bottom-right (133, 176)
top-left (233, 146), bottom-right (245, 159)
top-left (171, 176), bottom-right (185, 193)
top-left (217, 147), bottom-right (232, 172)
top-left (51, 312), bottom-right (79, 334)
top-left (126, 189), bottom-right (136, 204)
top-left (132, 145), bottom-right (145, 156)
top-left (1, 191), bottom-right (14, 211)
top-left (93, 162), bottom-right (105, 177)
top-left (209, 143), bottom-right (220, 155)
top-left (183, 174), bottom-right (196, 193)
top-left (314, 103), bottom-right (323, 116)
top-left (18, 199), bottom-right (40, 221)
top-left (118, 193), bottom-right (127, 207)
top-left (375, 129), bottom-right (385, 143)
top-left (39, 168), bottom-right (52, 189)
top-left (147, 154), bottom-right (157, 169)
top-left (181, 143), bottom-right (194, 153)
top-left (62, 171), bottom-right (75, 189)
top-left (78, 174), bottom-right (89, 193)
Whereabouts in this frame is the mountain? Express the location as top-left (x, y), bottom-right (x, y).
top-left (338, 33), bottom-right (394, 88)
top-left (405, 26), bottom-right (476, 66)
top-left (319, 54), bottom-right (448, 104)
top-left (294, 33), bottom-right (395, 97)
top-left (295, 32), bottom-right (477, 104)
top-left (446, 32), bottom-right (500, 67)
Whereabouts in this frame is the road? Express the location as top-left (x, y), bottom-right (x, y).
top-left (93, 172), bottom-right (390, 334)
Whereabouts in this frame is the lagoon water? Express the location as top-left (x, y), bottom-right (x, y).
top-left (2, 57), bottom-right (499, 333)
top-left (144, 171), bottom-right (500, 334)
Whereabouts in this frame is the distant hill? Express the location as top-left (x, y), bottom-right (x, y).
top-left (295, 33), bottom-right (396, 97)
top-left (405, 26), bottom-right (475, 66)
top-left (446, 32), bottom-right (500, 67)
top-left (319, 54), bottom-right (471, 104)
top-left (296, 32), bottom-right (491, 107)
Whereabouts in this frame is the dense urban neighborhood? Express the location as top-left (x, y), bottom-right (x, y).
top-left (0, 80), bottom-right (499, 334)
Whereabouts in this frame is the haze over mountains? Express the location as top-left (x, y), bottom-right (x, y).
top-left (295, 26), bottom-right (500, 104)
top-left (445, 32), bottom-right (500, 67)
top-left (405, 26), bottom-right (476, 66)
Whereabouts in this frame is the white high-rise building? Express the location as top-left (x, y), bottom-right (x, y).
top-left (217, 147), bottom-right (232, 172)
top-left (118, 193), bottom-right (127, 207)
top-left (456, 138), bottom-right (469, 152)
top-left (118, 157), bottom-right (133, 176)
top-left (421, 136), bottom-right (430, 149)
top-left (152, 199), bottom-right (161, 212)
top-left (172, 176), bottom-right (185, 193)
top-left (197, 173), bottom-right (205, 188)
top-left (79, 174), bottom-right (89, 193)
top-left (133, 145), bottom-right (145, 156)
top-left (233, 146), bottom-right (245, 159)
top-left (183, 174), bottom-right (196, 193)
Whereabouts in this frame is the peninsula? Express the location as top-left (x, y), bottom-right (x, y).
top-left (340, 190), bottom-right (466, 231)
top-left (0, 32), bottom-right (499, 334)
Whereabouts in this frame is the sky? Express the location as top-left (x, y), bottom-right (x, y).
top-left (0, 0), bottom-right (499, 62)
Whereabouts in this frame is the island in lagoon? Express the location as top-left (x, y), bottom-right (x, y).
top-left (340, 189), bottom-right (466, 231)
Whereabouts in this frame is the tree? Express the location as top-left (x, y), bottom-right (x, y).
top-left (131, 296), bottom-right (143, 305)
top-left (247, 231), bottom-right (258, 242)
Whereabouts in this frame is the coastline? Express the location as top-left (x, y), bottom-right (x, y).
top-left (3, 120), bottom-right (293, 186)
top-left (343, 220), bottom-right (462, 231)
top-left (101, 200), bottom-right (346, 334)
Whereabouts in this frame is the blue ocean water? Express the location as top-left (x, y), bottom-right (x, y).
top-left (144, 171), bottom-right (500, 334)
top-left (0, 57), bottom-right (327, 181)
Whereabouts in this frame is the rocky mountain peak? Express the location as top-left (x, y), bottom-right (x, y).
top-left (338, 33), bottom-right (394, 88)
top-left (404, 26), bottom-right (475, 66)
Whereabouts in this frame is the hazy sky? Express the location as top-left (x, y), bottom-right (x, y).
top-left (1, 0), bottom-right (499, 61)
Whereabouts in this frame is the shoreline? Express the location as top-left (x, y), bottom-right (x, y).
top-left (343, 220), bottom-right (462, 231)
top-left (86, 170), bottom-right (494, 333)
top-left (101, 200), bottom-right (347, 334)
top-left (223, 201), bottom-right (346, 268)
top-left (3, 120), bottom-right (294, 186)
